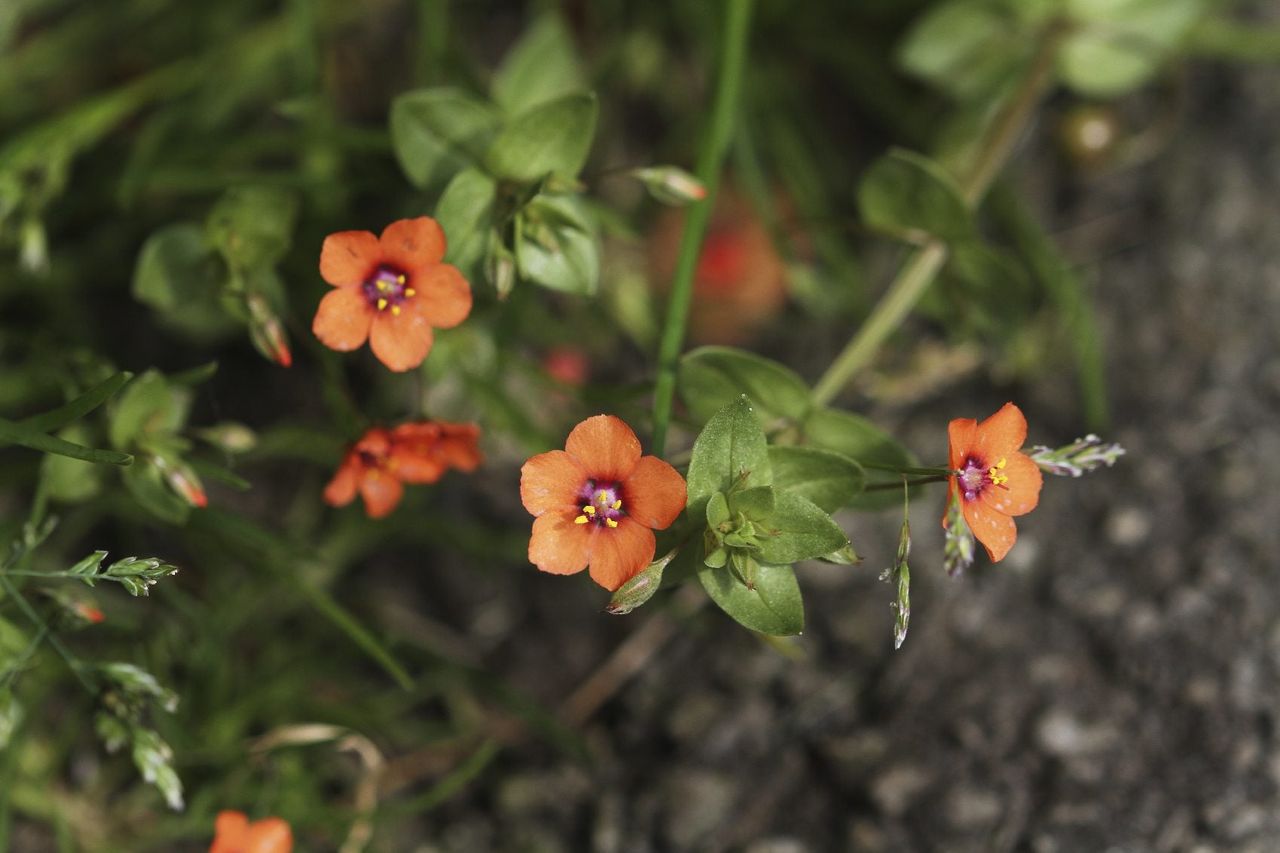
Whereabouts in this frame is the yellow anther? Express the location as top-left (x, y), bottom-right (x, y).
top-left (597, 491), bottom-right (608, 502)
top-left (376, 280), bottom-right (389, 291)
top-left (377, 298), bottom-right (388, 310)
top-left (404, 288), bottom-right (416, 297)
top-left (605, 518), bottom-right (618, 528)
top-left (582, 505), bottom-right (596, 515)
top-left (397, 274), bottom-right (406, 284)
top-left (988, 457), bottom-right (1008, 485)
top-left (611, 499), bottom-right (622, 510)
top-left (391, 305), bottom-right (402, 316)
top-left (574, 515), bottom-right (589, 525)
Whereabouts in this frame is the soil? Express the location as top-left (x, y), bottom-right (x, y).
top-left (407, 39), bottom-right (1280, 853)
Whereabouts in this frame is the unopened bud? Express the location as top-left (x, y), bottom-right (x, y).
top-left (246, 294), bottom-right (292, 367)
top-left (197, 422), bottom-right (257, 454)
top-left (152, 454), bottom-right (207, 508)
top-left (630, 166), bottom-right (707, 206)
top-left (487, 239), bottom-right (516, 300)
top-left (20, 218), bottom-right (49, 274)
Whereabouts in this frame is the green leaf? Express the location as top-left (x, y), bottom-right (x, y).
top-left (132, 224), bottom-right (233, 337)
top-left (19, 372), bottom-right (131, 434)
top-left (42, 426), bottom-right (105, 502)
top-left (0, 417), bottom-right (131, 466)
top-left (390, 87), bottom-right (503, 188)
top-left (485, 92), bottom-right (598, 182)
top-left (1058, 0), bottom-right (1204, 97)
top-left (677, 346), bottom-right (812, 426)
top-left (819, 543), bottom-right (861, 565)
top-left (767, 446), bottom-right (865, 512)
top-left (685, 397), bottom-right (772, 519)
top-left (206, 185), bottom-right (298, 270)
top-left (517, 197), bottom-right (600, 295)
top-left (801, 408), bottom-right (917, 510)
top-left (0, 691), bottom-right (21, 750)
top-left (435, 168), bottom-right (497, 279)
top-left (898, 0), bottom-right (1031, 101)
top-left (756, 491), bottom-right (849, 565)
top-left (706, 491), bottom-right (731, 528)
top-left (605, 549), bottom-right (678, 615)
top-left (108, 370), bottom-right (188, 449)
top-left (698, 561), bottom-right (804, 636)
top-left (728, 486), bottom-right (775, 521)
top-left (491, 13), bottom-right (585, 114)
top-left (857, 148), bottom-right (974, 243)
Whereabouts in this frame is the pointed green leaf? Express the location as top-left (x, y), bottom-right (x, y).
top-left (768, 445), bottom-right (865, 512)
top-left (756, 492), bottom-right (849, 565)
top-left (485, 92), bottom-right (598, 182)
top-left (108, 370), bottom-right (188, 450)
top-left (206, 185), bottom-right (298, 270)
top-left (0, 417), bottom-right (131, 466)
top-left (686, 397), bottom-right (772, 519)
top-left (698, 561), bottom-right (804, 636)
top-left (518, 197), bottom-right (600, 295)
top-left (492, 13), bottom-right (585, 114)
top-left (20, 372), bottom-right (131, 434)
top-left (728, 485), bottom-right (775, 520)
top-left (677, 346), bottom-right (812, 427)
top-left (435, 167), bottom-right (497, 279)
top-left (802, 408), bottom-right (917, 510)
top-left (390, 87), bottom-right (503, 188)
top-left (605, 549), bottom-right (677, 615)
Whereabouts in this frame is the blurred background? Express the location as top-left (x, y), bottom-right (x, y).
top-left (2, 0), bottom-right (1279, 849)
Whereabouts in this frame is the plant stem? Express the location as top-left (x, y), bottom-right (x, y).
top-left (650, 0), bottom-right (755, 457)
top-left (809, 22), bottom-right (1064, 408)
top-left (864, 474), bottom-right (949, 491)
top-left (0, 574), bottom-right (95, 694)
top-left (859, 462), bottom-right (953, 477)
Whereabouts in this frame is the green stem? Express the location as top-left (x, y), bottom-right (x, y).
top-left (809, 22), bottom-right (1064, 408)
top-left (864, 474), bottom-right (949, 491)
top-left (650, 0), bottom-right (755, 457)
top-left (0, 574), bottom-right (95, 694)
top-left (859, 462), bottom-right (953, 477)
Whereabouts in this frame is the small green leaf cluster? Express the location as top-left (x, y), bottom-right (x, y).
top-left (96, 662), bottom-right (183, 811)
top-left (899, 0), bottom-right (1210, 101)
top-left (134, 185), bottom-right (298, 364)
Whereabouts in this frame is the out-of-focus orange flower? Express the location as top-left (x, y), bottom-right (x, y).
top-left (313, 217), bottom-right (472, 372)
top-left (520, 415), bottom-right (686, 591)
top-left (649, 188), bottom-right (788, 345)
top-left (325, 421), bottom-right (483, 518)
top-left (209, 811), bottom-right (292, 853)
top-left (542, 346), bottom-right (589, 386)
top-left (943, 402), bottom-right (1043, 563)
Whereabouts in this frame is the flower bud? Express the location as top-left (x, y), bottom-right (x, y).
top-left (630, 166), bottom-right (707, 206)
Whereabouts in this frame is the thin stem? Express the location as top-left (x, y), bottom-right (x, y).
top-left (0, 574), bottom-right (95, 694)
top-left (650, 0), bottom-right (755, 457)
top-left (809, 23), bottom-right (1065, 408)
top-left (859, 462), bottom-right (953, 477)
top-left (864, 475), bottom-right (949, 491)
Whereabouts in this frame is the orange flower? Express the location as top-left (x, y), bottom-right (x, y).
top-left (520, 415), bottom-right (686, 591)
top-left (943, 402), bottom-right (1043, 563)
top-left (209, 811), bottom-right (292, 853)
top-left (313, 217), bottom-right (472, 372)
top-left (324, 421), bottom-right (483, 518)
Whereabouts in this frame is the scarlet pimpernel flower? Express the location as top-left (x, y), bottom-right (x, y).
top-left (520, 415), bottom-right (686, 591)
top-left (313, 217), bottom-right (472, 372)
top-left (325, 421), bottom-right (482, 518)
top-left (209, 810), bottom-right (292, 853)
top-left (943, 402), bottom-right (1043, 563)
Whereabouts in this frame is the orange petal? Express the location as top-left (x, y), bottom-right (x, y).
top-left (369, 308), bottom-right (434, 372)
top-left (587, 518), bottom-right (656, 591)
top-left (434, 423), bottom-right (482, 471)
top-left (319, 230), bottom-right (380, 286)
top-left (211, 811), bottom-right (249, 853)
top-left (528, 511), bottom-right (591, 576)
top-left (947, 417), bottom-right (978, 470)
top-left (323, 455), bottom-right (361, 507)
top-left (979, 451), bottom-right (1042, 517)
top-left (520, 450), bottom-right (584, 516)
top-left (565, 415), bottom-right (642, 482)
top-left (974, 402), bottom-right (1028, 462)
top-left (962, 499), bottom-right (1017, 563)
top-left (313, 286), bottom-right (373, 352)
top-left (390, 445), bottom-right (446, 484)
top-left (410, 264), bottom-right (472, 329)
top-left (380, 217), bottom-right (446, 271)
top-left (244, 818), bottom-right (293, 853)
top-left (622, 455), bottom-right (687, 529)
top-left (359, 469), bottom-right (404, 518)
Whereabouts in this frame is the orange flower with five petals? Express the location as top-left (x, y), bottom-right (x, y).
top-left (521, 415), bottom-right (686, 591)
top-left (943, 402), bottom-right (1043, 562)
top-left (209, 811), bottom-right (292, 853)
top-left (325, 421), bottom-right (483, 518)
top-left (313, 217), bottom-right (472, 372)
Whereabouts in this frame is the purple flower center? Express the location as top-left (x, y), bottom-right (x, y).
top-left (361, 265), bottom-right (414, 313)
top-left (575, 479), bottom-right (626, 528)
top-left (957, 454), bottom-right (1009, 502)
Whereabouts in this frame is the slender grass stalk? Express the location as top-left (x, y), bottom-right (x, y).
top-left (810, 23), bottom-right (1065, 408)
top-left (650, 0), bottom-right (755, 457)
